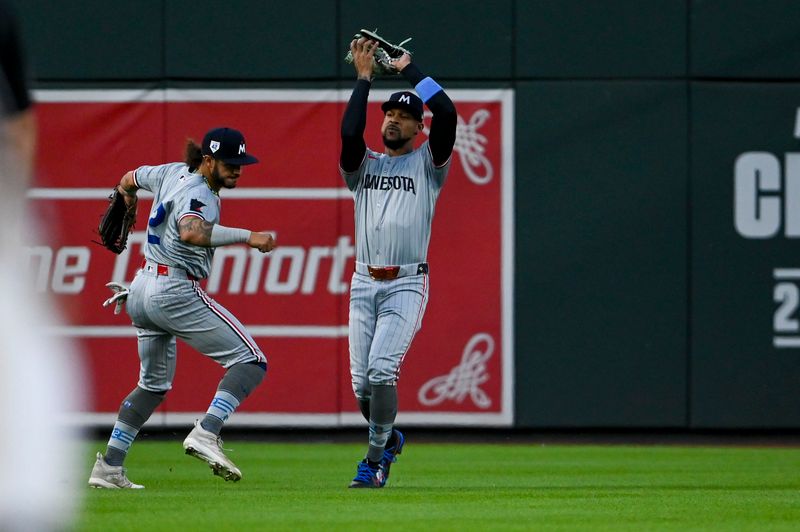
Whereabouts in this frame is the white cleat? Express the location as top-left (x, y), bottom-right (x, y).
top-left (88, 452), bottom-right (144, 489)
top-left (182, 421), bottom-right (242, 482)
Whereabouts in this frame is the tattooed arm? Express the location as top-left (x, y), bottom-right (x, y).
top-left (178, 217), bottom-right (214, 246)
top-left (178, 217), bottom-right (275, 253)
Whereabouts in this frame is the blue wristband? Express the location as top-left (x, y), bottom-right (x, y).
top-left (415, 77), bottom-right (442, 103)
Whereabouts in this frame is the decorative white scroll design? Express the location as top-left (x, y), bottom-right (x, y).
top-left (423, 109), bottom-right (494, 185)
top-left (418, 333), bottom-right (494, 409)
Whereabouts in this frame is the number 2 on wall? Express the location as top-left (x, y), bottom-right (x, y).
top-left (774, 282), bottom-right (799, 332)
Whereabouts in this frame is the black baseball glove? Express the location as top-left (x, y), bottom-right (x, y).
top-left (97, 187), bottom-right (137, 254)
top-left (344, 28), bottom-right (412, 76)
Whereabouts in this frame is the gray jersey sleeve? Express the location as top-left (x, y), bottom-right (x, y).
top-left (422, 141), bottom-right (450, 189)
top-left (177, 184), bottom-right (221, 226)
top-left (133, 162), bottom-right (183, 193)
top-left (340, 150), bottom-right (370, 192)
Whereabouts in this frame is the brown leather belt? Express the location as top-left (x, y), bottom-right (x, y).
top-left (367, 265), bottom-right (401, 280)
top-left (358, 262), bottom-right (429, 281)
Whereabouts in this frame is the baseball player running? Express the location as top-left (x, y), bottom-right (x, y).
top-left (341, 37), bottom-right (457, 488)
top-left (88, 127), bottom-right (275, 488)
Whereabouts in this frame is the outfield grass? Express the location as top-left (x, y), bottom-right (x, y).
top-left (77, 439), bottom-right (800, 531)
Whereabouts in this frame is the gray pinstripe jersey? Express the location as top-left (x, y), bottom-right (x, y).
top-left (133, 162), bottom-right (220, 279)
top-left (340, 140), bottom-right (450, 266)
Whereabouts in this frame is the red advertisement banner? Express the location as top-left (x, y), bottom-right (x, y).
top-left (30, 89), bottom-right (514, 426)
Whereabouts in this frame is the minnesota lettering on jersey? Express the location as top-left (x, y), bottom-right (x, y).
top-left (364, 173), bottom-right (416, 195)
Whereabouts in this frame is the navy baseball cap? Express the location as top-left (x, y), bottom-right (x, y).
top-left (201, 127), bottom-right (259, 165)
top-left (381, 91), bottom-right (424, 122)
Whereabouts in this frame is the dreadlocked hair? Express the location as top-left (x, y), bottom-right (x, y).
top-left (185, 139), bottom-right (203, 171)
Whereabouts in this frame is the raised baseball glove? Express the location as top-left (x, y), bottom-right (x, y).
top-left (97, 187), bottom-right (137, 254)
top-left (344, 28), bottom-right (412, 76)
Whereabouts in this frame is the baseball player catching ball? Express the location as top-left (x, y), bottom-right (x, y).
top-left (341, 37), bottom-right (457, 488)
top-left (88, 127), bottom-right (275, 488)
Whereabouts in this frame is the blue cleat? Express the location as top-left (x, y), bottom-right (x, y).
top-left (380, 429), bottom-right (405, 486)
top-left (348, 459), bottom-right (385, 488)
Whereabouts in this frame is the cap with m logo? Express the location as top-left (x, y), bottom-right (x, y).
top-left (381, 91), bottom-right (424, 122)
top-left (201, 127), bottom-right (259, 165)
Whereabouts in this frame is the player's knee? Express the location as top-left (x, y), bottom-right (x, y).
top-left (248, 361), bottom-right (267, 388)
top-left (138, 380), bottom-right (172, 394)
top-left (367, 367), bottom-right (396, 387)
top-left (352, 380), bottom-right (370, 401)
